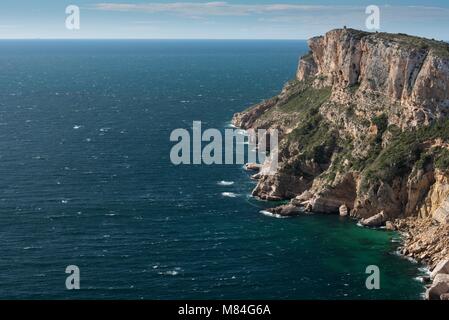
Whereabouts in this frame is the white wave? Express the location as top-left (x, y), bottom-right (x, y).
top-left (393, 250), bottom-right (418, 264)
top-left (161, 270), bottom-right (178, 276)
top-left (418, 267), bottom-right (430, 274)
top-left (414, 276), bottom-right (426, 283)
top-left (23, 245), bottom-right (42, 250)
top-left (159, 267), bottom-right (182, 276)
top-left (222, 192), bottom-right (238, 198)
top-left (217, 181), bottom-right (234, 186)
top-left (260, 210), bottom-right (288, 219)
top-left (225, 122), bottom-right (237, 128)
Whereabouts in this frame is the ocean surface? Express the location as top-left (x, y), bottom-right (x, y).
top-left (0, 40), bottom-right (426, 299)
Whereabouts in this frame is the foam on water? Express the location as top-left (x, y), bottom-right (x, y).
top-left (217, 181), bottom-right (234, 186)
top-left (260, 210), bottom-right (288, 219)
top-left (221, 192), bottom-right (238, 198)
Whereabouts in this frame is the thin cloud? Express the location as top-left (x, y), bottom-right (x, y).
top-left (93, 2), bottom-right (360, 16)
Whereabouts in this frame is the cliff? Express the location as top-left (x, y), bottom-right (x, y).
top-left (232, 28), bottom-right (449, 289)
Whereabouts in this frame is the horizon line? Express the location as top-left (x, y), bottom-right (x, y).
top-left (0, 38), bottom-right (309, 41)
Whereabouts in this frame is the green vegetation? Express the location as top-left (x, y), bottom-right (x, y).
top-left (245, 59), bottom-right (449, 189)
top-left (285, 106), bottom-right (337, 174)
top-left (280, 85), bottom-right (331, 113)
top-left (372, 114), bottom-right (388, 143)
top-left (376, 32), bottom-right (449, 58)
top-left (320, 115), bottom-right (449, 188)
top-left (435, 148), bottom-right (449, 170)
top-left (343, 28), bottom-right (370, 40)
top-left (361, 119), bottom-right (449, 188)
top-left (342, 28), bottom-right (449, 58)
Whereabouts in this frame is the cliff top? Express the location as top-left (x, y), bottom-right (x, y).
top-left (324, 28), bottom-right (449, 58)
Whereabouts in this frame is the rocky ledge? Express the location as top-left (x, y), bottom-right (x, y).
top-left (232, 28), bottom-right (449, 299)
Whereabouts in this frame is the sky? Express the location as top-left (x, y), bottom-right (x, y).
top-left (0, 0), bottom-right (448, 39)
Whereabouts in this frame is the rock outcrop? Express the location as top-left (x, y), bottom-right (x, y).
top-left (426, 273), bottom-right (449, 300)
top-left (430, 259), bottom-right (449, 279)
top-left (232, 28), bottom-right (449, 298)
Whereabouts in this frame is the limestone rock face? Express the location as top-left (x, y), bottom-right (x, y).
top-left (430, 259), bottom-right (449, 280)
top-left (419, 171), bottom-right (449, 222)
top-left (232, 28), bottom-right (449, 268)
top-left (305, 29), bottom-right (449, 128)
top-left (251, 173), bottom-right (310, 201)
top-left (434, 199), bottom-right (449, 224)
top-left (296, 52), bottom-right (318, 81)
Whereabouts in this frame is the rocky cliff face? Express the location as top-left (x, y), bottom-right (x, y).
top-left (301, 29), bottom-right (449, 128)
top-left (232, 28), bottom-right (449, 273)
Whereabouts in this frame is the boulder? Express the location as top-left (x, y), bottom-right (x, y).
top-left (433, 198), bottom-right (449, 224)
top-left (430, 259), bottom-right (449, 280)
top-left (426, 274), bottom-right (449, 300)
top-left (244, 163), bottom-right (262, 171)
top-left (268, 204), bottom-right (302, 217)
top-left (360, 211), bottom-right (386, 227)
top-left (440, 293), bottom-right (449, 300)
top-left (385, 221), bottom-right (396, 231)
top-left (339, 204), bottom-right (348, 217)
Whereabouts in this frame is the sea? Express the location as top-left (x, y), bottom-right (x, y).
top-left (0, 40), bottom-right (426, 299)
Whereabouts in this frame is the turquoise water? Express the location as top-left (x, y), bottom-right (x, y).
top-left (0, 40), bottom-right (425, 299)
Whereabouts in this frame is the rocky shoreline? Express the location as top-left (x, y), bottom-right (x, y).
top-left (235, 28), bottom-right (449, 299)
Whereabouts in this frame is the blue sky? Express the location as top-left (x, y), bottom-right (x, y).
top-left (0, 0), bottom-right (448, 39)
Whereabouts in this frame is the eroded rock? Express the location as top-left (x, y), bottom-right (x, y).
top-left (430, 259), bottom-right (449, 280)
top-left (360, 211), bottom-right (386, 227)
top-left (426, 273), bottom-right (449, 300)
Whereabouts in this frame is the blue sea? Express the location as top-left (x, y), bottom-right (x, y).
top-left (0, 40), bottom-right (425, 299)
